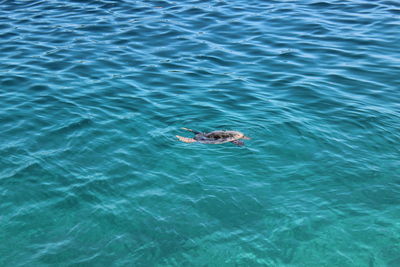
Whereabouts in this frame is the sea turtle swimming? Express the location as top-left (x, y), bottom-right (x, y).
top-left (176, 128), bottom-right (250, 146)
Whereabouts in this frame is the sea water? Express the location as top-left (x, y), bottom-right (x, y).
top-left (1, 0), bottom-right (399, 266)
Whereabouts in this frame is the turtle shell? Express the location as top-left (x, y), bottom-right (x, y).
top-left (195, 131), bottom-right (244, 144)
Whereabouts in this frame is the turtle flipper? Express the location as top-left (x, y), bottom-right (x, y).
top-left (176, 135), bottom-right (197, 143)
top-left (231, 140), bottom-right (244, 146)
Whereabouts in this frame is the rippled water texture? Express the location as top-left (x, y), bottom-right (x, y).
top-left (1, 0), bottom-right (400, 266)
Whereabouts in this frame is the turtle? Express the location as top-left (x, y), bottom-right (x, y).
top-left (176, 127), bottom-right (251, 146)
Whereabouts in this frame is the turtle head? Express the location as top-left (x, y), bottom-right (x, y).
top-left (242, 135), bottom-right (251, 140)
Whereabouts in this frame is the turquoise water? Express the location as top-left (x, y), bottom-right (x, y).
top-left (1, 0), bottom-right (400, 266)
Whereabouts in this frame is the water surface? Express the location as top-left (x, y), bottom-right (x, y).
top-left (1, 0), bottom-right (400, 266)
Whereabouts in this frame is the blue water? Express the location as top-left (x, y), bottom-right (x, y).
top-left (1, 0), bottom-right (400, 266)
